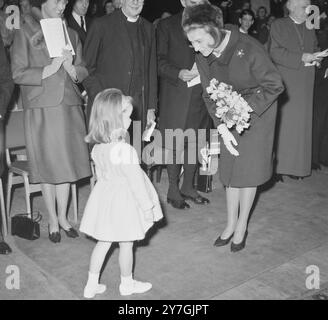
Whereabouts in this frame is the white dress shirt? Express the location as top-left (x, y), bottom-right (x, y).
top-left (72, 11), bottom-right (86, 31)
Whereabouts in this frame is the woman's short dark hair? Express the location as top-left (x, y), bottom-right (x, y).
top-left (239, 9), bottom-right (255, 20)
top-left (257, 6), bottom-right (267, 16)
top-left (182, 3), bottom-right (224, 48)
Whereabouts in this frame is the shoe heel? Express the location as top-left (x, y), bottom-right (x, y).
top-left (231, 231), bottom-right (248, 252)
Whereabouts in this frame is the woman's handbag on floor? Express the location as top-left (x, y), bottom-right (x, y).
top-left (196, 140), bottom-right (220, 193)
top-left (11, 212), bottom-right (42, 240)
top-left (196, 170), bottom-right (213, 193)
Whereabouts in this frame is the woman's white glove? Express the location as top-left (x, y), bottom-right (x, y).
top-left (217, 124), bottom-right (239, 156)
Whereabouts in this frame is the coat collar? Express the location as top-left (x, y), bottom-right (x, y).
top-left (209, 28), bottom-right (240, 65)
top-left (119, 8), bottom-right (143, 25)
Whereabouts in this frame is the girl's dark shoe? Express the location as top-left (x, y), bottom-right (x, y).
top-left (231, 231), bottom-right (248, 253)
top-left (213, 233), bottom-right (234, 247)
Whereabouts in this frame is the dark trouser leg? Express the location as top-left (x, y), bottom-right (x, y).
top-left (181, 141), bottom-right (198, 197)
top-left (180, 163), bottom-right (198, 197)
top-left (167, 147), bottom-right (183, 200)
top-left (167, 164), bottom-right (183, 200)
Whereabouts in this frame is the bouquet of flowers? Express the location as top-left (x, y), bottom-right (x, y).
top-left (206, 79), bottom-right (253, 134)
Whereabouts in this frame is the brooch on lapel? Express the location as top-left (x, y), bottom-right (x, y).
top-left (31, 30), bottom-right (45, 49)
top-left (236, 49), bottom-right (245, 58)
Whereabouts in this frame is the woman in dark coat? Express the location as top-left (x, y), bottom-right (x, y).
top-left (0, 35), bottom-right (14, 254)
top-left (182, 3), bottom-right (284, 251)
top-left (11, 0), bottom-right (91, 243)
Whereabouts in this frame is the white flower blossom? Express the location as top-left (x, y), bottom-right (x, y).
top-left (206, 79), bottom-right (253, 134)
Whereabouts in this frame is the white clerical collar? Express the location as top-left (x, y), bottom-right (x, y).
top-left (213, 30), bottom-right (231, 58)
top-left (239, 27), bottom-right (247, 34)
top-left (121, 9), bottom-right (139, 22)
top-left (72, 10), bottom-right (85, 28)
top-left (289, 15), bottom-right (303, 24)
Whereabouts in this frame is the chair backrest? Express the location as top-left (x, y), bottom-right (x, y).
top-left (5, 110), bottom-right (26, 149)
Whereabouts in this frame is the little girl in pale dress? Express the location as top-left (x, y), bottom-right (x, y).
top-left (80, 88), bottom-right (163, 299)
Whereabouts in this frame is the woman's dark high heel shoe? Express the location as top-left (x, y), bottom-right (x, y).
top-left (60, 226), bottom-right (79, 238)
top-left (213, 233), bottom-right (234, 247)
top-left (275, 174), bottom-right (284, 182)
top-left (48, 226), bottom-right (61, 243)
top-left (231, 231), bottom-right (248, 253)
top-left (0, 242), bottom-right (12, 255)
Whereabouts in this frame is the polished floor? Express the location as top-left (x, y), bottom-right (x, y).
top-left (1, 167), bottom-right (328, 300)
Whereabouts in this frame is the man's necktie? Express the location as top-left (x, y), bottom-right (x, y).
top-left (80, 16), bottom-right (85, 31)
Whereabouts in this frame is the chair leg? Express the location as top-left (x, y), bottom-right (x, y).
top-left (0, 179), bottom-right (7, 238)
top-left (156, 166), bottom-right (163, 183)
top-left (6, 172), bottom-right (13, 218)
top-left (147, 165), bottom-right (153, 182)
top-left (71, 184), bottom-right (78, 224)
top-left (22, 174), bottom-right (32, 216)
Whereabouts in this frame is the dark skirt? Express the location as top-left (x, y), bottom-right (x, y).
top-left (219, 103), bottom-right (277, 188)
top-left (24, 104), bottom-right (91, 184)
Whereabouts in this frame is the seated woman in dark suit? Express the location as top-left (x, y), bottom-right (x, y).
top-left (11, 0), bottom-right (91, 243)
top-left (0, 34), bottom-right (14, 255)
top-left (182, 3), bottom-right (284, 252)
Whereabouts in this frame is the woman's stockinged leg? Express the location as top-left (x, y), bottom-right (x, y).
top-left (220, 187), bottom-right (240, 239)
top-left (56, 183), bottom-right (71, 229)
top-left (233, 187), bottom-right (257, 243)
top-left (89, 241), bottom-right (112, 274)
top-left (118, 242), bottom-right (134, 277)
top-left (41, 183), bottom-right (57, 232)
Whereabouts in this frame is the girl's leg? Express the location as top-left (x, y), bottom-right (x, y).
top-left (41, 183), bottom-right (58, 233)
top-left (89, 241), bottom-right (112, 274)
top-left (220, 187), bottom-right (240, 239)
top-left (118, 241), bottom-right (152, 296)
top-left (84, 241), bottom-right (112, 298)
top-left (55, 183), bottom-right (71, 229)
top-left (118, 241), bottom-right (134, 277)
top-left (233, 187), bottom-right (257, 243)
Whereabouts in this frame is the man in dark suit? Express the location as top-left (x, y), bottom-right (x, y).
top-left (83, 0), bottom-right (157, 135)
top-left (66, 0), bottom-right (92, 47)
top-left (157, 0), bottom-right (211, 209)
top-left (0, 35), bottom-right (14, 255)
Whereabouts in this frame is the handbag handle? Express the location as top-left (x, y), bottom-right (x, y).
top-left (13, 212), bottom-right (42, 223)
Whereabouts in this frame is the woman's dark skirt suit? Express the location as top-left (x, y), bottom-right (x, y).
top-left (197, 29), bottom-right (284, 187)
top-left (10, 17), bottom-right (91, 184)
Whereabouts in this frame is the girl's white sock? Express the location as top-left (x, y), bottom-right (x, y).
top-left (121, 274), bottom-right (133, 285)
top-left (86, 271), bottom-right (100, 287)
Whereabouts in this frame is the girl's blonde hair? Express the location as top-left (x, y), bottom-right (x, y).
top-left (85, 88), bottom-right (132, 144)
